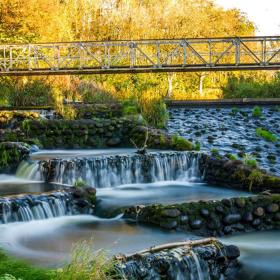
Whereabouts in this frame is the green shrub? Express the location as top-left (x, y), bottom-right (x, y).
top-left (225, 153), bottom-right (238, 160)
top-left (222, 73), bottom-right (280, 99)
top-left (122, 98), bottom-right (140, 116)
top-left (210, 148), bottom-right (219, 157)
top-left (171, 134), bottom-right (194, 151)
top-left (74, 179), bottom-right (87, 188)
top-left (231, 107), bottom-right (238, 115)
top-left (78, 82), bottom-right (117, 104)
top-left (194, 142), bottom-right (201, 151)
top-left (141, 99), bottom-right (169, 129)
top-left (8, 80), bottom-right (53, 107)
top-left (248, 169), bottom-right (264, 192)
top-left (252, 106), bottom-right (262, 118)
top-left (256, 128), bottom-right (278, 142)
top-left (243, 154), bottom-right (258, 168)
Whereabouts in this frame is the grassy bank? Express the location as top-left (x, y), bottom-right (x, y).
top-left (0, 251), bottom-right (54, 280)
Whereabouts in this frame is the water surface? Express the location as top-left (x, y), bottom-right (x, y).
top-left (222, 230), bottom-right (280, 280)
top-left (0, 215), bottom-right (194, 267)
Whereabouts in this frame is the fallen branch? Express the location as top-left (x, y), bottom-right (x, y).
top-left (115, 237), bottom-right (217, 261)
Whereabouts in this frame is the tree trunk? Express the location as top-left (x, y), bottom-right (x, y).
top-left (199, 72), bottom-right (206, 97)
top-left (166, 72), bottom-right (175, 99)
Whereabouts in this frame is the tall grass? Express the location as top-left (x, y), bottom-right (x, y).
top-left (56, 241), bottom-right (120, 280)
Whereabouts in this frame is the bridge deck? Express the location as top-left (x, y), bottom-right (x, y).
top-left (0, 36), bottom-right (280, 75)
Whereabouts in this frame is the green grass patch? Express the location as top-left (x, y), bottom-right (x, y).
top-left (230, 107), bottom-right (238, 116)
top-left (243, 154), bottom-right (258, 168)
top-left (0, 251), bottom-right (54, 280)
top-left (256, 128), bottom-right (278, 142)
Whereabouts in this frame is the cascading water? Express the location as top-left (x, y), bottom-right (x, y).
top-left (117, 246), bottom-right (222, 280)
top-left (0, 192), bottom-right (80, 224)
top-left (19, 151), bottom-right (202, 188)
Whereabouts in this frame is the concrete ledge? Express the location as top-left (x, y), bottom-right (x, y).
top-left (166, 98), bottom-right (280, 107)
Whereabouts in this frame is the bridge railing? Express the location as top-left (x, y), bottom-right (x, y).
top-left (0, 36), bottom-right (279, 75)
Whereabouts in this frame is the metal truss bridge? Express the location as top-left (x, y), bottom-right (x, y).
top-left (0, 36), bottom-right (280, 76)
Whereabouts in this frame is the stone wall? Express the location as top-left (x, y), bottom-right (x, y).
top-left (73, 103), bottom-right (124, 119)
top-left (124, 195), bottom-right (280, 237)
top-left (199, 154), bottom-right (280, 193)
top-left (0, 116), bottom-right (194, 150)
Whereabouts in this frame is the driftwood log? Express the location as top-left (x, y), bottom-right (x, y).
top-left (115, 238), bottom-right (240, 280)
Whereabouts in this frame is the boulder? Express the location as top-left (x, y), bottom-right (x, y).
top-left (223, 214), bottom-right (241, 225)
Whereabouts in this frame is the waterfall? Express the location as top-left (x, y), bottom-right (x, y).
top-left (118, 247), bottom-right (217, 280)
top-left (19, 152), bottom-right (201, 188)
top-left (0, 192), bottom-right (80, 224)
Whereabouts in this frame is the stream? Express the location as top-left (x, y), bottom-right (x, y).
top-left (0, 148), bottom-right (279, 279)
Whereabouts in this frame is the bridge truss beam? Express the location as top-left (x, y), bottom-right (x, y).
top-left (0, 36), bottom-right (280, 76)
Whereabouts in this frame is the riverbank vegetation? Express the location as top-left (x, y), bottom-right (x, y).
top-left (0, 241), bottom-right (119, 280)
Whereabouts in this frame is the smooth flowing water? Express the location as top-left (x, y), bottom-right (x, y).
top-left (0, 215), bottom-right (194, 267)
top-left (96, 181), bottom-right (250, 213)
top-left (222, 230), bottom-right (280, 280)
top-left (0, 175), bottom-right (59, 196)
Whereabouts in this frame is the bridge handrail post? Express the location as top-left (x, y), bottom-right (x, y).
top-left (234, 37), bottom-right (241, 66)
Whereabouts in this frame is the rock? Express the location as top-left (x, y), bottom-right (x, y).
top-left (71, 188), bottom-right (84, 198)
top-left (266, 204), bottom-right (279, 213)
top-left (225, 245), bottom-right (240, 259)
top-left (223, 226), bottom-right (233, 234)
top-left (207, 218), bottom-right (221, 230)
top-left (232, 223), bottom-right (245, 231)
top-left (253, 207), bottom-right (264, 217)
top-left (75, 199), bottom-right (89, 208)
top-left (274, 212), bottom-right (280, 221)
top-left (222, 199), bottom-right (232, 207)
top-left (180, 215), bottom-right (189, 222)
top-left (252, 218), bottom-right (261, 227)
top-left (215, 205), bottom-right (224, 214)
top-left (107, 138), bottom-right (121, 146)
top-left (29, 144), bottom-right (40, 153)
top-left (190, 219), bottom-right (203, 229)
top-left (160, 220), bottom-right (177, 230)
top-left (85, 187), bottom-right (97, 196)
top-left (251, 196), bottom-right (259, 203)
top-left (161, 209), bottom-right (181, 218)
top-left (200, 208), bottom-right (210, 217)
top-left (223, 214), bottom-right (241, 225)
top-left (235, 197), bottom-right (246, 208)
top-left (242, 212), bottom-right (253, 222)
